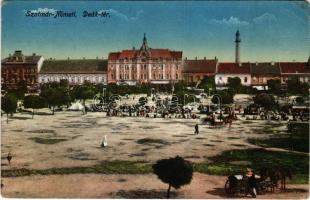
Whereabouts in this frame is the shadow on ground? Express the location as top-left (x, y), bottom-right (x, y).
top-left (111, 189), bottom-right (180, 199)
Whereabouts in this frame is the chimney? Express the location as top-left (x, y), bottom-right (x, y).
top-left (214, 56), bottom-right (217, 61)
top-left (32, 53), bottom-right (36, 57)
top-left (50, 57), bottom-right (53, 60)
top-left (204, 57), bottom-right (206, 60)
top-left (185, 57), bottom-right (187, 60)
top-left (195, 56), bottom-right (197, 60)
top-left (96, 56), bottom-right (98, 60)
top-left (132, 46), bottom-right (136, 50)
top-left (67, 57), bottom-right (70, 60)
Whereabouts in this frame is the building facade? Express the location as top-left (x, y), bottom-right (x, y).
top-left (1, 50), bottom-right (44, 91)
top-left (279, 62), bottom-right (310, 84)
top-left (183, 58), bottom-right (218, 84)
top-left (250, 62), bottom-right (281, 87)
top-left (215, 62), bottom-right (251, 86)
top-left (39, 59), bottom-right (107, 85)
top-left (108, 34), bottom-right (183, 85)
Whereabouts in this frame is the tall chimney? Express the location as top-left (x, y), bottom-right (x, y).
top-left (235, 30), bottom-right (241, 64)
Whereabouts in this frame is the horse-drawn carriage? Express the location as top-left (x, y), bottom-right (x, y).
top-left (224, 174), bottom-right (275, 197)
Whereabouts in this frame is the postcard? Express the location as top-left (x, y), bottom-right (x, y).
top-left (1, 0), bottom-right (309, 199)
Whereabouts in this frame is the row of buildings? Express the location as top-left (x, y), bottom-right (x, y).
top-left (2, 31), bottom-right (310, 91)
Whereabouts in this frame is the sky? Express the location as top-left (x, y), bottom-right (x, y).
top-left (2, 1), bottom-right (309, 62)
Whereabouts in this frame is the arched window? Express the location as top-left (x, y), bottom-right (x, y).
top-left (244, 77), bottom-right (248, 83)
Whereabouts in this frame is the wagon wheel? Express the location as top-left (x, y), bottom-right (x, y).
top-left (225, 179), bottom-right (235, 195)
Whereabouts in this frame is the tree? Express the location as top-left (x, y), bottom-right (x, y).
top-left (287, 78), bottom-right (309, 96)
top-left (253, 93), bottom-right (276, 110)
top-left (199, 76), bottom-right (215, 93)
top-left (23, 95), bottom-right (46, 118)
top-left (152, 156), bottom-right (193, 198)
top-left (73, 85), bottom-right (95, 114)
top-left (227, 77), bottom-right (242, 94)
top-left (267, 79), bottom-right (281, 95)
top-left (212, 91), bottom-right (234, 105)
top-left (40, 87), bottom-right (62, 114)
top-left (1, 94), bottom-right (18, 123)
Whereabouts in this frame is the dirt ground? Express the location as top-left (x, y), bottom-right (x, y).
top-left (1, 105), bottom-right (309, 198)
top-left (1, 173), bottom-right (308, 198)
top-left (1, 111), bottom-right (285, 170)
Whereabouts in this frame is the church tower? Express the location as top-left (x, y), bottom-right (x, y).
top-left (235, 30), bottom-right (241, 64)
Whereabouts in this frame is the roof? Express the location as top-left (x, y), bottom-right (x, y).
top-left (280, 62), bottom-right (310, 74)
top-left (217, 62), bottom-right (251, 74)
top-left (108, 49), bottom-right (182, 60)
top-left (183, 59), bottom-right (217, 73)
top-left (250, 63), bottom-right (280, 75)
top-left (2, 55), bottom-right (42, 65)
top-left (40, 59), bottom-right (107, 74)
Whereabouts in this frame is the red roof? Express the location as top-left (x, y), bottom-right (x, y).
top-left (280, 62), bottom-right (310, 74)
top-left (108, 52), bottom-right (120, 60)
top-left (217, 62), bottom-right (251, 74)
top-left (108, 49), bottom-right (182, 60)
top-left (183, 59), bottom-right (217, 73)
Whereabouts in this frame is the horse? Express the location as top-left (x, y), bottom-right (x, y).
top-left (259, 166), bottom-right (292, 191)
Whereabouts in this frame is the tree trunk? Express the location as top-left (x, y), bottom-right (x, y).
top-left (7, 113), bottom-right (9, 124)
top-left (167, 184), bottom-right (171, 199)
top-left (32, 108), bottom-right (34, 119)
top-left (52, 106), bottom-right (55, 115)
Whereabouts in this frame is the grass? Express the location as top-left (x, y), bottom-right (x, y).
top-left (137, 138), bottom-right (169, 145)
top-left (248, 135), bottom-right (309, 153)
top-left (249, 121), bottom-right (309, 153)
top-left (2, 149), bottom-right (308, 184)
top-left (29, 137), bottom-right (68, 144)
top-left (2, 161), bottom-right (151, 177)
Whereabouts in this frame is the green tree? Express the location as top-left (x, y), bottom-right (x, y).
top-left (227, 77), bottom-right (242, 94)
top-left (287, 78), bottom-right (309, 96)
top-left (212, 91), bottom-right (234, 105)
top-left (1, 94), bottom-right (18, 123)
top-left (152, 156), bottom-right (193, 198)
top-left (73, 85), bottom-right (95, 114)
top-left (23, 95), bottom-right (46, 118)
top-left (253, 93), bottom-right (276, 110)
top-left (199, 76), bottom-right (215, 92)
top-left (40, 87), bottom-right (63, 114)
top-left (267, 79), bottom-right (281, 95)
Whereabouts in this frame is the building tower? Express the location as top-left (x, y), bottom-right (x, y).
top-left (235, 30), bottom-right (241, 64)
top-left (139, 33), bottom-right (150, 56)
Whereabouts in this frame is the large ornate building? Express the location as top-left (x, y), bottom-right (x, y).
top-left (1, 50), bottom-right (44, 91)
top-left (107, 34), bottom-right (183, 85)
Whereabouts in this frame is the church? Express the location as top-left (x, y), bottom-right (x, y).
top-left (107, 34), bottom-right (183, 85)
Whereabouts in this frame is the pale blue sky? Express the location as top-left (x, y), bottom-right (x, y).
top-left (2, 1), bottom-right (309, 62)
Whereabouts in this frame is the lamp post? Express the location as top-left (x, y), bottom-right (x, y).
top-left (208, 88), bottom-right (213, 112)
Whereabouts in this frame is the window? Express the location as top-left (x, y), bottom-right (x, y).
top-left (219, 77), bottom-right (222, 80)
top-left (244, 77), bottom-right (248, 83)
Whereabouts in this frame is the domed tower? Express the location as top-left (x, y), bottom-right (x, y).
top-left (235, 30), bottom-right (241, 64)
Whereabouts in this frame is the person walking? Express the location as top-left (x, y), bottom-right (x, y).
top-left (194, 124), bottom-right (199, 135)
